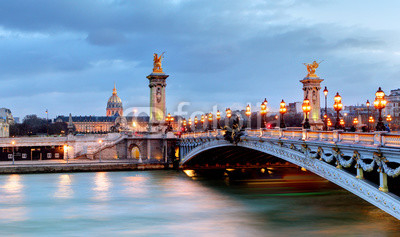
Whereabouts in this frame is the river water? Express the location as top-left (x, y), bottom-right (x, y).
top-left (0, 170), bottom-right (399, 236)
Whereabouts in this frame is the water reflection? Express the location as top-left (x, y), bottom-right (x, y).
top-left (2, 174), bottom-right (23, 202)
top-left (92, 172), bottom-right (112, 201)
top-left (0, 174), bottom-right (27, 222)
top-left (122, 176), bottom-right (148, 198)
top-left (54, 174), bottom-right (74, 199)
top-left (0, 171), bottom-right (398, 236)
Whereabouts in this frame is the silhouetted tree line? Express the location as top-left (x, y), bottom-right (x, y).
top-left (10, 114), bottom-right (68, 136)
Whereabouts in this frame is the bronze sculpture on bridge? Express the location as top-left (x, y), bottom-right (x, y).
top-left (153, 52), bottom-right (165, 73)
top-left (303, 60), bottom-right (322, 77)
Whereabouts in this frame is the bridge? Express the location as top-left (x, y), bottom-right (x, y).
top-left (179, 128), bottom-right (400, 220)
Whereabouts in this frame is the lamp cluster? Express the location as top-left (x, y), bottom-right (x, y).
top-left (169, 86), bottom-right (390, 134)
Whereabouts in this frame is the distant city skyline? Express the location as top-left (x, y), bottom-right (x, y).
top-left (1, 0), bottom-right (400, 119)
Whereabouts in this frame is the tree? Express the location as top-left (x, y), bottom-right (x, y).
top-left (10, 114), bottom-right (69, 136)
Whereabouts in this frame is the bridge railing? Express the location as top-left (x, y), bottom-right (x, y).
top-left (383, 134), bottom-right (400, 147)
top-left (181, 128), bottom-right (400, 148)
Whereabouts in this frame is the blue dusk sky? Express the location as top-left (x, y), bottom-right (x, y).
top-left (0, 0), bottom-right (399, 119)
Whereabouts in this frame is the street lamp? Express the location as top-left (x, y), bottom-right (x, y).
top-left (369, 116), bottom-right (375, 130)
top-left (188, 118), bottom-right (192, 132)
top-left (386, 114), bottom-right (392, 130)
top-left (194, 116), bottom-right (198, 130)
top-left (200, 115), bottom-right (205, 130)
top-left (366, 100), bottom-right (370, 132)
top-left (216, 110), bottom-right (221, 129)
top-left (98, 139), bottom-right (103, 163)
top-left (279, 99), bottom-right (287, 128)
top-left (208, 113), bottom-right (213, 130)
top-left (182, 119), bottom-right (187, 133)
top-left (64, 144), bottom-right (69, 164)
top-left (165, 113), bottom-right (174, 132)
top-left (333, 92), bottom-right (343, 129)
top-left (245, 104), bottom-right (251, 128)
top-left (340, 118), bottom-right (345, 127)
top-left (302, 97), bottom-right (311, 129)
top-left (11, 140), bottom-right (15, 165)
top-left (226, 108), bottom-right (232, 126)
top-left (374, 87), bottom-right (387, 131)
top-left (353, 117), bottom-right (359, 126)
top-left (327, 118), bottom-right (332, 127)
top-left (260, 98), bottom-right (268, 128)
top-left (323, 87), bottom-right (328, 131)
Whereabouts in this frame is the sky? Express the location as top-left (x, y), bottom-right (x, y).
top-left (0, 0), bottom-right (400, 119)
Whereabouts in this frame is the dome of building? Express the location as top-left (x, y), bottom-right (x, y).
top-left (106, 84), bottom-right (123, 117)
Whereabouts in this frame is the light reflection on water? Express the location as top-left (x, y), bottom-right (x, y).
top-left (54, 174), bottom-right (73, 199)
top-left (0, 174), bottom-right (27, 222)
top-left (0, 171), bottom-right (398, 236)
top-left (92, 172), bottom-right (112, 201)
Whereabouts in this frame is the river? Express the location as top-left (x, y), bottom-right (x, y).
top-left (0, 170), bottom-right (399, 236)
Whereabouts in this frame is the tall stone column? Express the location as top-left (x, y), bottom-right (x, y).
top-left (147, 73), bottom-right (168, 125)
top-left (300, 61), bottom-right (324, 130)
top-left (147, 53), bottom-right (169, 132)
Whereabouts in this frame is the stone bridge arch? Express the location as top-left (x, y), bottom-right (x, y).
top-left (180, 138), bottom-right (400, 220)
top-left (127, 140), bottom-right (146, 160)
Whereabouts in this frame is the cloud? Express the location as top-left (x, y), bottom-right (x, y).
top-left (0, 0), bottom-right (398, 118)
top-left (86, 29), bottom-right (127, 46)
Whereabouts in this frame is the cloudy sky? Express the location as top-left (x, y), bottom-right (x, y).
top-left (0, 0), bottom-right (399, 119)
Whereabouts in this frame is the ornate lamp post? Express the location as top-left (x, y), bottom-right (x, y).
top-left (245, 104), bottom-right (251, 128)
top-left (188, 118), bottom-right (192, 132)
top-left (374, 87), bottom-right (387, 131)
top-left (200, 115), bottom-right (205, 129)
top-left (327, 118), bottom-right (332, 127)
top-left (369, 116), bottom-right (375, 130)
top-left (165, 113), bottom-right (174, 132)
top-left (323, 87), bottom-right (328, 131)
top-left (182, 119), bottom-right (187, 133)
top-left (165, 115), bottom-right (169, 127)
top-left (260, 98), bottom-right (268, 128)
top-left (333, 92), bottom-right (343, 129)
top-left (216, 110), bottom-right (221, 129)
top-left (302, 97), bottom-right (311, 129)
top-left (98, 139), bottom-right (103, 163)
top-left (386, 115), bottom-right (392, 130)
top-left (11, 140), bottom-right (15, 165)
top-left (64, 144), bottom-right (69, 164)
top-left (194, 116), bottom-right (198, 130)
top-left (366, 100), bottom-right (370, 132)
top-left (226, 108), bottom-right (232, 127)
top-left (208, 113), bottom-right (213, 130)
top-left (279, 99), bottom-right (287, 128)
top-left (340, 118), bottom-right (345, 127)
top-left (353, 117), bottom-right (359, 126)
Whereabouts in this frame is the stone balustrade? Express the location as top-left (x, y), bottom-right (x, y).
top-left (181, 129), bottom-right (400, 148)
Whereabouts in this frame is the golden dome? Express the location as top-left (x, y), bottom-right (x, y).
top-left (107, 84), bottom-right (123, 109)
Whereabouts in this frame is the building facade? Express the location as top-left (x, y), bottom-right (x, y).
top-left (385, 88), bottom-right (400, 129)
top-left (55, 115), bottom-right (151, 133)
top-left (386, 89), bottom-right (400, 117)
top-left (288, 102), bottom-right (303, 114)
top-left (0, 108), bottom-right (14, 137)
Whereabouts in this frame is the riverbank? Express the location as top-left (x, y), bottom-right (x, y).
top-left (0, 159), bottom-right (173, 174)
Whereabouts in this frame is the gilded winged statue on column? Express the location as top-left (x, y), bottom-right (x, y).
top-left (153, 52), bottom-right (165, 73)
top-left (303, 60), bottom-right (321, 77)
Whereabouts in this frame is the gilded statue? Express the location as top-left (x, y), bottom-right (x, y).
top-left (153, 52), bottom-right (164, 73)
top-left (303, 60), bottom-right (322, 77)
